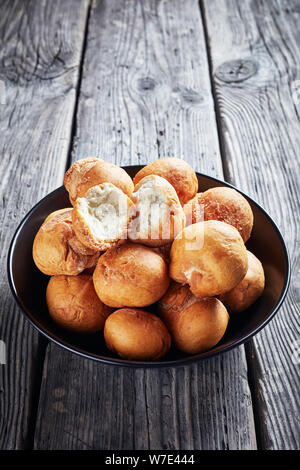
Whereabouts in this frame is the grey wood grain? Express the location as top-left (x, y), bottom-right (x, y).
top-left (0, 0), bottom-right (90, 449)
top-left (34, 0), bottom-right (256, 450)
top-left (202, 0), bottom-right (300, 450)
top-left (34, 348), bottom-right (255, 450)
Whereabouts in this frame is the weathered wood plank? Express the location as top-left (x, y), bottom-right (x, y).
top-left (34, 0), bottom-right (256, 450)
top-left (0, 0), bottom-right (90, 449)
top-left (34, 348), bottom-right (254, 450)
top-left (202, 0), bottom-right (300, 450)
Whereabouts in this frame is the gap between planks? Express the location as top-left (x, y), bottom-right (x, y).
top-left (199, 0), bottom-right (263, 449)
top-left (0, 0), bottom-right (92, 449)
top-left (27, 3), bottom-right (93, 448)
top-left (64, 0), bottom-right (93, 175)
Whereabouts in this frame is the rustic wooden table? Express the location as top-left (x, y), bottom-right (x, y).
top-left (0, 0), bottom-right (299, 451)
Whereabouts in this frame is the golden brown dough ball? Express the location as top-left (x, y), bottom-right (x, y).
top-left (184, 187), bottom-right (253, 242)
top-left (93, 242), bottom-right (170, 308)
top-left (133, 157), bottom-right (198, 205)
top-left (44, 208), bottom-right (71, 223)
top-left (64, 157), bottom-right (134, 205)
top-left (183, 192), bottom-right (203, 226)
top-left (158, 282), bottom-right (229, 354)
top-left (170, 220), bottom-right (248, 298)
top-left (219, 251), bottom-right (265, 313)
top-left (32, 209), bottom-right (99, 276)
top-left (72, 182), bottom-right (134, 251)
top-left (46, 274), bottom-right (112, 333)
top-left (104, 308), bottom-right (171, 360)
top-left (128, 175), bottom-right (185, 247)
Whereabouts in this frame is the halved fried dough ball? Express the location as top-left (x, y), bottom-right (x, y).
top-left (184, 187), bottom-right (253, 242)
top-left (33, 209), bottom-right (99, 276)
top-left (64, 157), bottom-right (134, 205)
top-left (104, 308), bottom-right (171, 360)
top-left (133, 157), bottom-right (198, 205)
top-left (93, 242), bottom-right (170, 308)
top-left (219, 251), bottom-right (265, 313)
top-left (72, 183), bottom-right (134, 251)
top-left (128, 175), bottom-right (185, 247)
top-left (170, 220), bottom-right (248, 298)
top-left (158, 282), bottom-right (229, 354)
top-left (46, 275), bottom-right (112, 333)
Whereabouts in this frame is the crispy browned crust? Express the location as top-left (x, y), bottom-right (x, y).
top-left (151, 243), bottom-right (172, 264)
top-left (158, 282), bottom-right (229, 354)
top-left (44, 208), bottom-right (72, 223)
top-left (218, 250), bottom-right (265, 313)
top-left (46, 274), bottom-right (112, 333)
top-left (133, 158), bottom-right (198, 205)
top-left (64, 157), bottom-right (134, 205)
top-left (32, 209), bottom-right (99, 276)
top-left (128, 175), bottom-right (186, 247)
top-left (93, 242), bottom-right (170, 308)
top-left (158, 281), bottom-right (198, 315)
top-left (184, 187), bottom-right (253, 242)
top-left (169, 220), bottom-right (248, 298)
top-left (104, 308), bottom-right (171, 360)
top-left (183, 193), bottom-right (203, 226)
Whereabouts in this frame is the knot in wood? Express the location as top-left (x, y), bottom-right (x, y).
top-left (137, 77), bottom-right (157, 92)
top-left (215, 59), bottom-right (258, 83)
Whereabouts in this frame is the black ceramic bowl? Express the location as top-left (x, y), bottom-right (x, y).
top-left (7, 167), bottom-right (290, 367)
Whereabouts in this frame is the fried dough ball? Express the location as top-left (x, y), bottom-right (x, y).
top-left (133, 157), bottom-right (198, 205)
top-left (170, 220), bottom-right (248, 298)
top-left (219, 251), bottom-right (265, 313)
top-left (184, 187), bottom-right (253, 242)
top-left (46, 274), bottom-right (112, 333)
top-left (33, 209), bottom-right (99, 276)
top-left (104, 308), bottom-right (171, 360)
top-left (183, 192), bottom-right (203, 226)
top-left (128, 175), bottom-right (185, 247)
top-left (72, 183), bottom-right (134, 251)
top-left (93, 242), bottom-right (170, 308)
top-left (158, 282), bottom-right (229, 354)
top-left (44, 208), bottom-right (71, 223)
top-left (64, 157), bottom-right (134, 205)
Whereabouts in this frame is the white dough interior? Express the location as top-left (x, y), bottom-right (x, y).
top-left (77, 184), bottom-right (129, 241)
top-left (132, 179), bottom-right (169, 238)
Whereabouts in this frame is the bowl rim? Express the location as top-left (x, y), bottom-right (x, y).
top-left (7, 168), bottom-right (291, 368)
